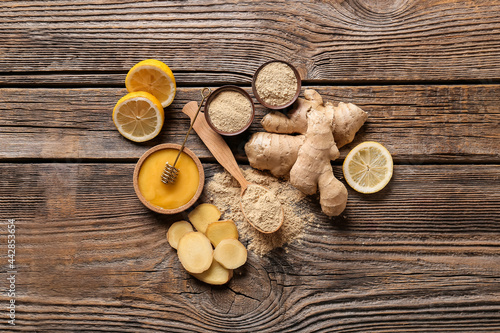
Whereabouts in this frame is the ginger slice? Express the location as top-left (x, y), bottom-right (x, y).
top-left (205, 220), bottom-right (239, 247)
top-left (166, 221), bottom-right (193, 250)
top-left (177, 232), bottom-right (213, 274)
top-left (213, 239), bottom-right (247, 270)
top-left (192, 259), bottom-right (233, 285)
top-left (188, 203), bottom-right (221, 234)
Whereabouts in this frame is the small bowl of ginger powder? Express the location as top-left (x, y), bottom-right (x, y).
top-left (205, 86), bottom-right (255, 136)
top-left (252, 60), bottom-right (301, 109)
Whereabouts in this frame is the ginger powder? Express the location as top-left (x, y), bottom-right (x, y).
top-left (207, 90), bottom-right (252, 133)
top-left (255, 62), bottom-right (298, 106)
top-left (241, 184), bottom-right (283, 233)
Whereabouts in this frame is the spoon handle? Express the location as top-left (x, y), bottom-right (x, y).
top-left (182, 101), bottom-right (250, 191)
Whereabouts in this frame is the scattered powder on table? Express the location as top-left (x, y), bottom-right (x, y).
top-left (255, 62), bottom-right (298, 106)
top-left (204, 166), bottom-right (318, 256)
top-left (240, 184), bottom-right (282, 233)
top-left (208, 91), bottom-right (252, 133)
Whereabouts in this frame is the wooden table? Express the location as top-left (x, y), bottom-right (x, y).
top-left (1, 1), bottom-right (499, 331)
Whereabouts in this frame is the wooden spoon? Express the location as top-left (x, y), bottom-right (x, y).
top-left (182, 101), bottom-right (284, 233)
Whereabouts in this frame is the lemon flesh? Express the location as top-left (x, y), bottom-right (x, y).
top-left (343, 141), bottom-right (393, 194)
top-left (125, 59), bottom-right (176, 108)
top-left (112, 91), bottom-right (164, 142)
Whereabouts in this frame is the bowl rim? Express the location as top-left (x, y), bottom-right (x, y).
top-left (133, 143), bottom-right (205, 215)
top-left (251, 60), bottom-right (302, 110)
top-left (204, 85), bottom-right (255, 136)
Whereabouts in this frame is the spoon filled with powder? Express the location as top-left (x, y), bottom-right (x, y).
top-left (182, 101), bottom-right (284, 233)
top-left (239, 183), bottom-right (283, 233)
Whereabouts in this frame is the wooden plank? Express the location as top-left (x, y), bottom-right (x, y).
top-left (1, 0), bottom-right (500, 83)
top-left (0, 85), bottom-right (498, 162)
top-left (0, 163), bottom-right (499, 331)
top-left (0, 73), bottom-right (249, 87)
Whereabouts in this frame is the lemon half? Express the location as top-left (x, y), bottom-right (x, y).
top-left (343, 141), bottom-right (393, 194)
top-left (112, 91), bottom-right (164, 142)
top-left (125, 59), bottom-right (176, 108)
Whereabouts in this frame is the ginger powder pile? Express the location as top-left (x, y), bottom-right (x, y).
top-left (205, 167), bottom-right (317, 256)
top-left (255, 62), bottom-right (298, 106)
top-left (241, 184), bottom-right (282, 233)
top-left (207, 90), bottom-right (252, 133)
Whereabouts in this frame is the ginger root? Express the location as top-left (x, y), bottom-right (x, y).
top-left (245, 89), bottom-right (367, 216)
top-left (332, 102), bottom-right (369, 148)
top-left (245, 133), bottom-right (304, 177)
top-left (290, 108), bottom-right (347, 216)
top-left (261, 89), bottom-right (367, 148)
top-left (261, 89), bottom-right (326, 134)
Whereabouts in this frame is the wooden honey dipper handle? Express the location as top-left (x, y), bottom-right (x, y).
top-left (182, 101), bottom-right (251, 192)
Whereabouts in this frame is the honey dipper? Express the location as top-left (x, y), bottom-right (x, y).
top-left (161, 88), bottom-right (211, 184)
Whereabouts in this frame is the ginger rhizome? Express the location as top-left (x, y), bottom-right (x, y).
top-left (289, 107), bottom-right (347, 216)
top-left (245, 133), bottom-right (304, 177)
top-left (245, 89), bottom-right (368, 216)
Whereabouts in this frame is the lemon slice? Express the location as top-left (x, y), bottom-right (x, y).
top-left (343, 141), bottom-right (393, 194)
top-left (112, 91), bottom-right (164, 142)
top-left (125, 59), bottom-right (176, 108)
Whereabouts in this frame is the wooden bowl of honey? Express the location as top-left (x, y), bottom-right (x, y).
top-left (133, 143), bottom-right (204, 214)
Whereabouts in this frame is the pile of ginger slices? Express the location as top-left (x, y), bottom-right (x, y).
top-left (167, 203), bottom-right (247, 285)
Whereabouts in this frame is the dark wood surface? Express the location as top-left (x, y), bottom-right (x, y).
top-left (1, 85), bottom-right (498, 163)
top-left (1, 1), bottom-right (499, 332)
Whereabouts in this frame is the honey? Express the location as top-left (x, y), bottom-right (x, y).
top-left (138, 149), bottom-right (200, 210)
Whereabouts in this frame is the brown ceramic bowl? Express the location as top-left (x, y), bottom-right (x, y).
top-left (252, 60), bottom-right (302, 110)
top-left (133, 143), bottom-right (204, 214)
top-left (204, 85), bottom-right (255, 136)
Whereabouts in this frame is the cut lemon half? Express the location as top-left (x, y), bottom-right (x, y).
top-left (125, 59), bottom-right (176, 108)
top-left (112, 91), bottom-right (164, 142)
top-left (343, 141), bottom-right (393, 194)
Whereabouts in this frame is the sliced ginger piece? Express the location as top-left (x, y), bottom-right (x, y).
top-left (177, 232), bottom-right (213, 274)
top-left (166, 221), bottom-right (193, 250)
top-left (188, 203), bottom-right (221, 234)
top-left (205, 220), bottom-right (239, 247)
top-left (192, 259), bottom-right (233, 285)
top-left (213, 239), bottom-right (247, 270)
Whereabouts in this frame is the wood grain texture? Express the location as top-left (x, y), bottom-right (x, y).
top-left (0, 85), bottom-right (498, 162)
top-left (1, 0), bottom-right (500, 83)
top-left (2, 0), bottom-right (500, 331)
top-left (0, 163), bottom-right (499, 332)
